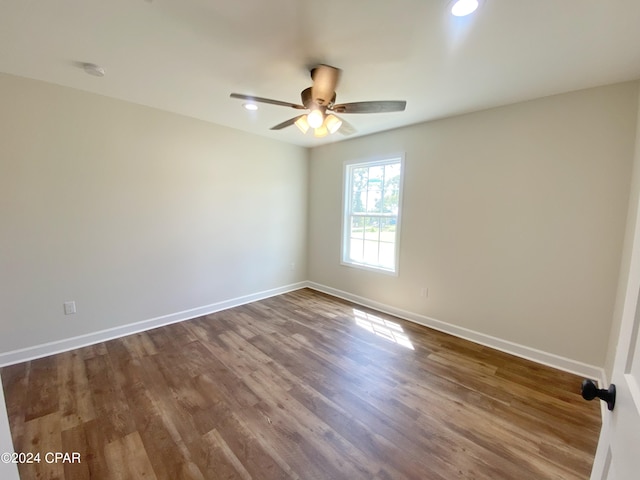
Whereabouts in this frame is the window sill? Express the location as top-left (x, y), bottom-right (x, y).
top-left (340, 260), bottom-right (398, 276)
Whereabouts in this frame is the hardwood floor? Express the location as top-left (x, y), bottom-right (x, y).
top-left (1, 288), bottom-right (601, 479)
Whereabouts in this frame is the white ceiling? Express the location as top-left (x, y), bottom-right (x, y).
top-left (1, 0), bottom-right (640, 148)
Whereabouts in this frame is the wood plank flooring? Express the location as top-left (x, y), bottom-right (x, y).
top-left (1, 288), bottom-right (601, 479)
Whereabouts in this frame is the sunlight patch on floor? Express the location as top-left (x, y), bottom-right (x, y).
top-left (352, 308), bottom-right (414, 350)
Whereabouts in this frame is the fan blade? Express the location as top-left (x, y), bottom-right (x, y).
top-left (230, 93), bottom-right (305, 109)
top-left (270, 115), bottom-right (305, 130)
top-left (311, 65), bottom-right (341, 106)
top-left (331, 100), bottom-right (407, 114)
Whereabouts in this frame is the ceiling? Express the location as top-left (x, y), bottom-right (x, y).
top-left (1, 0), bottom-right (640, 148)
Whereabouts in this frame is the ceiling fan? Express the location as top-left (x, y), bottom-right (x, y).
top-left (230, 64), bottom-right (407, 138)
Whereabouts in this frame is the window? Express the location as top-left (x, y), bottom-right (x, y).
top-left (342, 156), bottom-right (404, 274)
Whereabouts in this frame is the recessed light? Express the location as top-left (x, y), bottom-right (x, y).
top-left (243, 103), bottom-right (258, 111)
top-left (82, 63), bottom-right (105, 77)
top-left (451, 0), bottom-right (480, 17)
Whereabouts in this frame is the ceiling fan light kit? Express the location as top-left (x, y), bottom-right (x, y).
top-left (230, 64), bottom-right (407, 139)
top-left (292, 112), bottom-right (342, 137)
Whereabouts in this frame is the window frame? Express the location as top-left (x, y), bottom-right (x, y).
top-left (341, 154), bottom-right (405, 275)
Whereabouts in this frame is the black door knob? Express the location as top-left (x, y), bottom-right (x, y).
top-left (581, 379), bottom-right (616, 411)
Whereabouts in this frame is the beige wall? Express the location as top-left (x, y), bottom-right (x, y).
top-left (308, 82), bottom-right (639, 366)
top-left (0, 74), bottom-right (308, 354)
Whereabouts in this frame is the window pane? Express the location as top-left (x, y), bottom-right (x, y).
top-left (382, 170), bottom-right (400, 214)
top-left (363, 240), bottom-right (379, 265)
top-left (384, 163), bottom-right (400, 181)
top-left (365, 185), bottom-right (382, 213)
top-left (352, 168), bottom-right (368, 193)
top-left (364, 216), bottom-right (382, 266)
top-left (379, 241), bottom-right (395, 269)
top-left (349, 238), bottom-right (364, 262)
top-left (363, 217), bottom-right (380, 242)
top-left (354, 167), bottom-right (368, 182)
top-left (368, 165), bottom-right (384, 185)
top-left (350, 217), bottom-right (365, 239)
top-left (380, 217), bottom-right (396, 243)
top-left (367, 166), bottom-right (384, 213)
top-left (349, 216), bottom-right (365, 263)
top-left (352, 190), bottom-right (365, 213)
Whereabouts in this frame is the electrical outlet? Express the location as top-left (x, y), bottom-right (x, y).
top-left (290, 262), bottom-right (296, 271)
top-left (63, 301), bottom-right (76, 315)
top-left (420, 287), bottom-right (428, 298)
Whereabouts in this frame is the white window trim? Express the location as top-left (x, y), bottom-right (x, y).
top-left (341, 154), bottom-right (405, 276)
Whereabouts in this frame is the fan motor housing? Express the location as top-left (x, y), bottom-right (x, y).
top-left (301, 87), bottom-right (336, 109)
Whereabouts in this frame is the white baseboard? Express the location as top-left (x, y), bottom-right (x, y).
top-left (0, 279), bottom-right (605, 382)
top-left (307, 281), bottom-right (605, 382)
top-left (0, 282), bottom-right (308, 367)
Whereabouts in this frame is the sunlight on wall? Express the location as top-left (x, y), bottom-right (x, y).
top-left (352, 309), bottom-right (414, 350)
